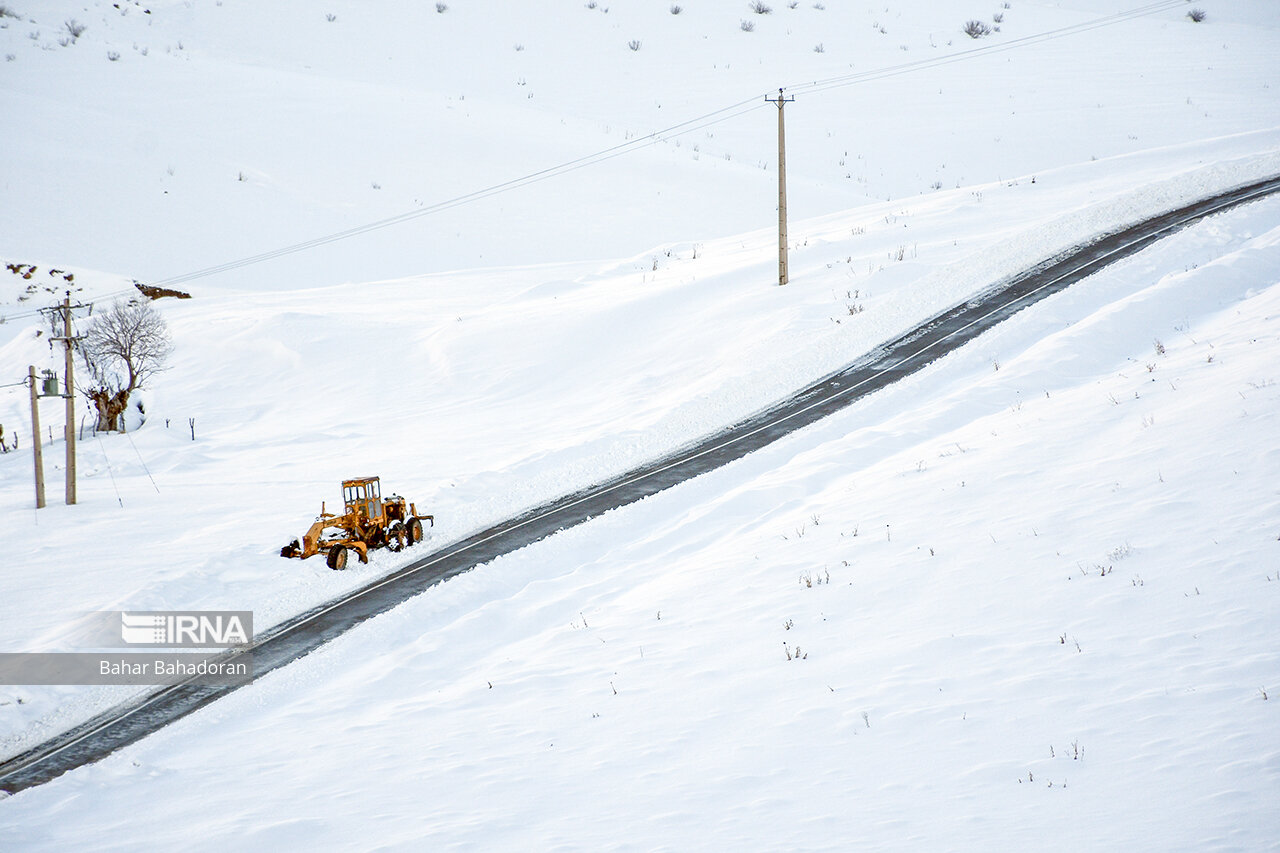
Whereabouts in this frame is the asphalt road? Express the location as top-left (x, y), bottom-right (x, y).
top-left (3, 175), bottom-right (1278, 795)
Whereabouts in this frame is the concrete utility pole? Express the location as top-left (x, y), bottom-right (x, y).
top-left (28, 366), bottom-right (45, 509)
top-left (765, 88), bottom-right (795, 286)
top-left (61, 294), bottom-right (77, 505)
top-left (47, 293), bottom-right (84, 505)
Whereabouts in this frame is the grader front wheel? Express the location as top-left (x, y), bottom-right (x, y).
top-left (327, 546), bottom-right (349, 570)
top-left (406, 517), bottom-right (424, 546)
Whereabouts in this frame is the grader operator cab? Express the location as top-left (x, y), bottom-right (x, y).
top-left (279, 476), bottom-right (433, 570)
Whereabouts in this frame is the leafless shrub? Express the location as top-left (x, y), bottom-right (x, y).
top-left (63, 18), bottom-right (85, 39)
top-left (749, 1), bottom-right (772, 13)
top-left (106, 50), bottom-right (120, 61)
top-left (628, 39), bottom-right (641, 50)
top-left (963, 19), bottom-right (990, 38)
top-left (1186, 8), bottom-right (1206, 22)
top-left (740, 18), bottom-right (755, 31)
top-left (670, 4), bottom-right (682, 13)
top-left (784, 643), bottom-right (807, 660)
top-left (435, 2), bottom-right (447, 12)
top-left (1107, 543), bottom-right (1133, 561)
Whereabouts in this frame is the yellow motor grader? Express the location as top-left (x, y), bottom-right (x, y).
top-left (280, 476), bottom-right (433, 570)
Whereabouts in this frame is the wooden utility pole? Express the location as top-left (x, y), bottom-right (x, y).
top-left (766, 88), bottom-right (795, 286)
top-left (28, 365), bottom-right (45, 509)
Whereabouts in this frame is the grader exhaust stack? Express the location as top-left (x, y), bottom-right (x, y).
top-left (280, 476), bottom-right (433, 570)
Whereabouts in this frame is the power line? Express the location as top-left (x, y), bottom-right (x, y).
top-left (783, 0), bottom-right (1187, 97)
top-left (0, 102), bottom-right (767, 318)
top-left (0, 0), bottom-right (1190, 317)
top-left (125, 431), bottom-right (161, 494)
top-left (126, 0), bottom-right (1211, 290)
top-left (148, 99), bottom-right (767, 288)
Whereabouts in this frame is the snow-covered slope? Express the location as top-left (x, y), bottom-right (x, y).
top-left (2, 0), bottom-right (1277, 287)
top-left (4, 188), bottom-right (1279, 852)
top-left (1, 0), bottom-right (1278, 848)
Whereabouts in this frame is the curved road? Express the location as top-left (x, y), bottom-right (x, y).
top-left (3, 175), bottom-right (1278, 794)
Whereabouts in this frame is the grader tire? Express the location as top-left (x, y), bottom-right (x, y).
top-left (386, 522), bottom-right (406, 553)
top-left (326, 546), bottom-right (349, 570)
top-left (406, 517), bottom-right (424, 546)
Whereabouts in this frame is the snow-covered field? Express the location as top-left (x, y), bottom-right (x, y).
top-left (1, 0), bottom-right (1278, 849)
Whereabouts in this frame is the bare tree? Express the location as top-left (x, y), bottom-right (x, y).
top-left (78, 299), bottom-right (173, 432)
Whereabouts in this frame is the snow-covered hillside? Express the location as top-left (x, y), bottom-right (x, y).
top-left (1, 0), bottom-right (1278, 849)
top-left (4, 191), bottom-right (1279, 852)
top-left (2, 0), bottom-right (1277, 287)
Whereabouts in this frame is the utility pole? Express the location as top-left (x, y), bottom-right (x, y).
top-left (47, 293), bottom-right (84, 505)
top-left (765, 88), bottom-right (795, 286)
top-left (62, 294), bottom-right (77, 504)
top-left (28, 366), bottom-right (45, 509)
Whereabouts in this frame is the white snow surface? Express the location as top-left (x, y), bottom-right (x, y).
top-left (1, 0), bottom-right (1279, 849)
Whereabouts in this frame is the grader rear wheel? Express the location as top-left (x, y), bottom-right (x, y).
top-left (406, 517), bottom-right (424, 546)
top-left (326, 546), bottom-right (349, 570)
